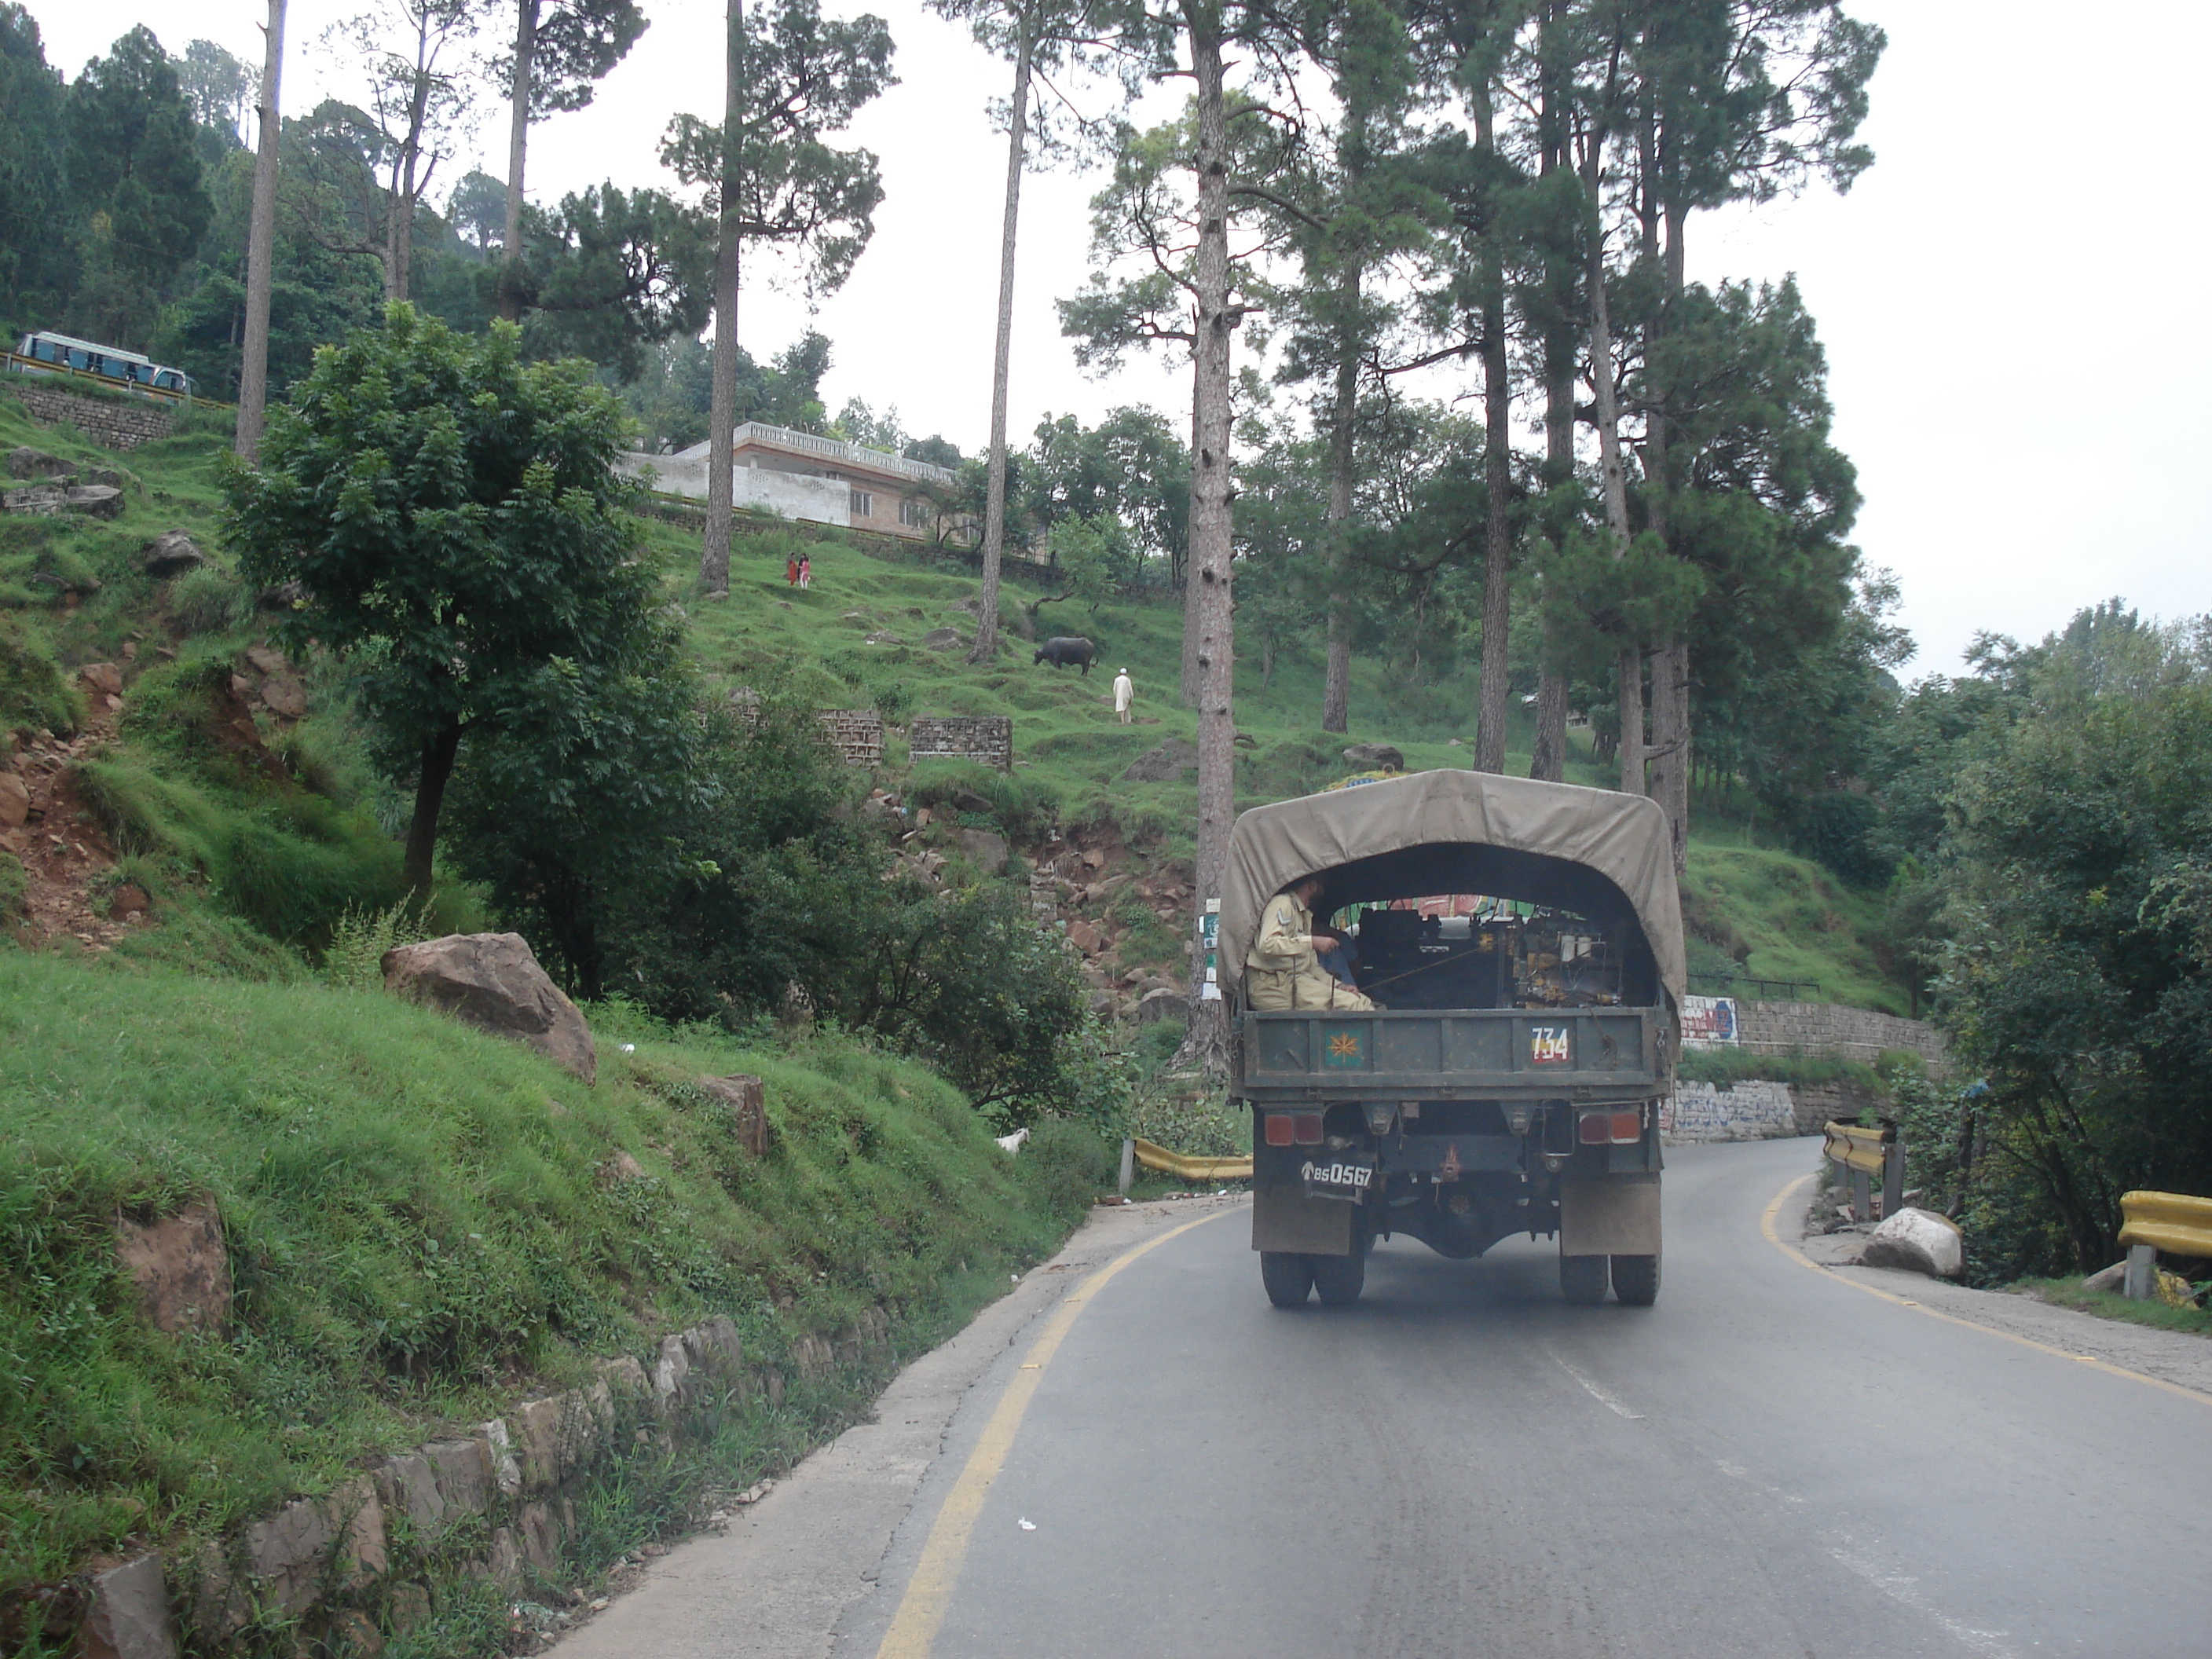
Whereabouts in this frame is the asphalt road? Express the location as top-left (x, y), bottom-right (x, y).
top-left (558, 1139), bottom-right (2212, 1658)
top-left (836, 1150), bottom-right (2203, 1659)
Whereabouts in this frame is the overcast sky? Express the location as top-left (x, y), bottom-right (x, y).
top-left (30, 0), bottom-right (2212, 675)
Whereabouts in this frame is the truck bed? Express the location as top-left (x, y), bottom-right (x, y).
top-left (1236, 1006), bottom-right (1668, 1105)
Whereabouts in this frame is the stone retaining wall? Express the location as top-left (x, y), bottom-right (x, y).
top-left (1732, 999), bottom-right (1946, 1067)
top-left (908, 715), bottom-right (1012, 771)
top-left (1661, 1081), bottom-right (1796, 1144)
top-left (75, 1308), bottom-right (896, 1657)
top-left (5, 385), bottom-right (176, 449)
top-left (816, 709), bottom-right (884, 767)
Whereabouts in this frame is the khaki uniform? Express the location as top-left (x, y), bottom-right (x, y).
top-left (1244, 892), bottom-right (1377, 1011)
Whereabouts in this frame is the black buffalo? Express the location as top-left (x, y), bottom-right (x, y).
top-left (1034, 635), bottom-right (1099, 676)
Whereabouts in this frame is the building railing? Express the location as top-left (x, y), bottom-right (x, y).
top-left (1686, 970), bottom-right (1823, 1001)
top-left (731, 421), bottom-right (956, 487)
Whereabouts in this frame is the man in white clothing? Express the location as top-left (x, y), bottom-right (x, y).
top-left (1111, 668), bottom-right (1134, 723)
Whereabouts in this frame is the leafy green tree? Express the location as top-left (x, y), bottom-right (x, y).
top-left (177, 38), bottom-right (255, 145)
top-left (1906, 607), bottom-right (2212, 1278)
top-left (663, 0), bottom-right (895, 595)
top-left (61, 26), bottom-right (211, 344)
top-left (489, 0), bottom-right (648, 321)
top-left (224, 304), bottom-right (661, 894)
top-left (0, 6), bottom-right (69, 328)
top-left (519, 182), bottom-right (717, 376)
top-left (447, 167), bottom-right (509, 254)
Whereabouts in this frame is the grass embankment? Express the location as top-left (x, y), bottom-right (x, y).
top-left (2010, 1278), bottom-right (2212, 1338)
top-left (0, 951), bottom-right (1105, 1650)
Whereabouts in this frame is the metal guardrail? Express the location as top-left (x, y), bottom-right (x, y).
top-left (1687, 971), bottom-right (1824, 1000)
top-left (1822, 1119), bottom-right (1903, 1222)
top-left (1119, 1136), bottom-right (1252, 1188)
top-left (2116, 1190), bottom-right (2212, 1299)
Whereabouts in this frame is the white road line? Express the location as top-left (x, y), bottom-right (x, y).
top-left (1543, 1347), bottom-right (1644, 1419)
top-left (1826, 1540), bottom-right (2020, 1659)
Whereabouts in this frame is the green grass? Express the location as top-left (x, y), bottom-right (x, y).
top-left (0, 951), bottom-right (1104, 1639)
top-left (2012, 1278), bottom-right (2212, 1338)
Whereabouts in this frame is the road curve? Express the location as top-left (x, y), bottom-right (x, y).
top-left (835, 1137), bottom-right (2211, 1659)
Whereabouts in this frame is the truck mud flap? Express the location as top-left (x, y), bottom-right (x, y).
top-left (1252, 1183), bottom-right (1354, 1256)
top-left (1560, 1174), bottom-right (1661, 1257)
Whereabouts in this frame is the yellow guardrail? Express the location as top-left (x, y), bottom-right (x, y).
top-left (1131, 1137), bottom-right (1251, 1184)
top-left (1822, 1120), bottom-right (1893, 1177)
top-left (2118, 1191), bottom-right (2212, 1258)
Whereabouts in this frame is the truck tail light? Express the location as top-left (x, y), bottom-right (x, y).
top-left (1294, 1111), bottom-right (1324, 1144)
top-left (1579, 1109), bottom-right (1644, 1145)
top-left (1264, 1113), bottom-right (1295, 1146)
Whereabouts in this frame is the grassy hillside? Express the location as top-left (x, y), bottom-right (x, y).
top-left (639, 515), bottom-right (1907, 1011)
top-left (0, 381), bottom-right (1909, 1013)
top-left (0, 950), bottom-right (1101, 1643)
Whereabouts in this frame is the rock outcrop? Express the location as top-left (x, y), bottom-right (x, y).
top-left (381, 932), bottom-right (598, 1083)
top-left (113, 1199), bottom-right (231, 1335)
top-left (1122, 738), bottom-right (1199, 782)
top-left (1342, 742), bottom-right (1404, 771)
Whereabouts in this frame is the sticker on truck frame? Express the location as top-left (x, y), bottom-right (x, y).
top-left (1301, 1157), bottom-right (1375, 1203)
top-left (1529, 1024), bottom-right (1572, 1065)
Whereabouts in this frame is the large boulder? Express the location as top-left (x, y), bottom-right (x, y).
top-left (78, 1553), bottom-right (178, 1659)
top-left (1122, 737), bottom-right (1199, 782)
top-left (1859, 1206), bottom-right (1965, 1280)
top-left (1342, 742), bottom-right (1404, 771)
top-left (6, 446), bottom-right (72, 480)
top-left (141, 530), bottom-right (207, 577)
top-left (956, 826), bottom-right (1009, 874)
top-left (382, 932), bottom-right (597, 1083)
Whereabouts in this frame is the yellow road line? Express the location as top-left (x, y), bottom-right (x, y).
top-left (873, 1205), bottom-right (1236, 1659)
top-left (1760, 1173), bottom-right (2210, 1408)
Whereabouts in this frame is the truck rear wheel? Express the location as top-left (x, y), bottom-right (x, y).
top-left (1560, 1253), bottom-right (1610, 1306)
top-left (1610, 1253), bottom-right (1661, 1306)
top-left (1311, 1248), bottom-right (1366, 1307)
top-left (1261, 1251), bottom-right (1315, 1307)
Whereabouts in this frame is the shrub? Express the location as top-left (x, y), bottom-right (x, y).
top-left (167, 563), bottom-right (249, 636)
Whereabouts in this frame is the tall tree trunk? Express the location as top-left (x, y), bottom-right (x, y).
top-left (1179, 354), bottom-right (1203, 707)
top-left (1647, 194), bottom-right (1691, 868)
top-left (701, 0), bottom-right (745, 595)
top-left (1177, 2), bottom-right (1236, 1074)
top-left (403, 720), bottom-right (463, 896)
top-left (1526, 10), bottom-right (1572, 782)
top-left (971, 18), bottom-right (1032, 667)
top-left (1319, 268), bottom-right (1357, 734)
top-left (234, 0), bottom-right (287, 461)
top-left (1471, 75), bottom-right (1514, 774)
top-left (1582, 141), bottom-right (1639, 797)
top-left (497, 0), bottom-right (537, 324)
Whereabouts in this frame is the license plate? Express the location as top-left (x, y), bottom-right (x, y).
top-left (1529, 1024), bottom-right (1571, 1065)
top-left (1301, 1156), bottom-right (1375, 1203)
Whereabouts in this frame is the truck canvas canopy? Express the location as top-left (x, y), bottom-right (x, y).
top-left (1218, 769), bottom-right (1686, 1006)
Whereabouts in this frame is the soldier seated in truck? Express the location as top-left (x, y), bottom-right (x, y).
top-left (1246, 875), bottom-right (1378, 1011)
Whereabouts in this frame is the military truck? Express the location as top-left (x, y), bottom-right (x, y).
top-left (1220, 769), bottom-right (1683, 1309)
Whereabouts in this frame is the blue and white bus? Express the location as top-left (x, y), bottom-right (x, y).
top-left (6, 331), bottom-right (196, 402)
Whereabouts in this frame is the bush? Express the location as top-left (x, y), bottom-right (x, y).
top-left (1791, 791), bottom-right (1895, 888)
top-left (1018, 1118), bottom-right (1117, 1218)
top-left (167, 563), bottom-right (249, 636)
top-left (0, 617), bottom-right (80, 732)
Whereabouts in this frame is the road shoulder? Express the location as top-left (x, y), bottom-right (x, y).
top-left (1774, 1176), bottom-right (2212, 1401)
top-left (548, 1192), bottom-right (1249, 1659)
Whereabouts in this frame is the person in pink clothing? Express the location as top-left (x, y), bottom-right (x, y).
top-left (797, 555), bottom-right (812, 588)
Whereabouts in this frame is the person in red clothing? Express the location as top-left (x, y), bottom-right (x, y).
top-left (786, 555), bottom-right (800, 586)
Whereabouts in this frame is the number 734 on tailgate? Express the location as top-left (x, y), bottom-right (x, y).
top-left (1529, 1024), bottom-right (1571, 1065)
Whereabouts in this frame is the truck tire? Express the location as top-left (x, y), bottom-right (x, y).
top-left (1311, 1249), bottom-right (1366, 1307)
top-left (1610, 1253), bottom-right (1661, 1306)
top-left (1261, 1251), bottom-right (1314, 1307)
top-left (1560, 1253), bottom-right (1610, 1306)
